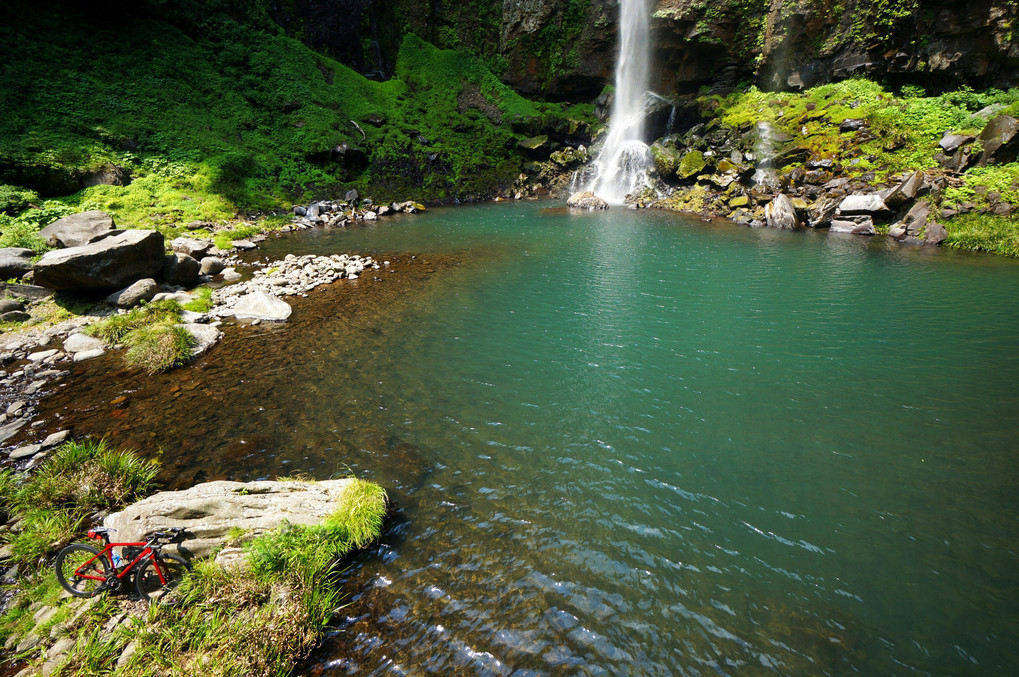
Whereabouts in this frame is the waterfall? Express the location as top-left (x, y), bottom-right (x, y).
top-left (586, 0), bottom-right (653, 204)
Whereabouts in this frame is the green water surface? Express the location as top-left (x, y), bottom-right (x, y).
top-left (258, 203), bottom-right (1019, 675)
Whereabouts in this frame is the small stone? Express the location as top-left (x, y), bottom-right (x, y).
top-left (231, 239), bottom-right (257, 250)
top-left (10, 444), bottom-right (42, 460)
top-left (73, 348), bottom-right (106, 362)
top-left (28, 349), bottom-right (58, 362)
top-left (41, 430), bottom-right (71, 448)
top-left (6, 400), bottom-right (25, 415)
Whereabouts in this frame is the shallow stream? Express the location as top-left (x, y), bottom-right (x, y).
top-left (38, 203), bottom-right (1019, 675)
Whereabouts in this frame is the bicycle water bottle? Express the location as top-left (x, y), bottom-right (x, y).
top-left (112, 552), bottom-right (123, 569)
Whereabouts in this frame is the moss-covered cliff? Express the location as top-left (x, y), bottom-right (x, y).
top-left (0, 0), bottom-right (596, 230)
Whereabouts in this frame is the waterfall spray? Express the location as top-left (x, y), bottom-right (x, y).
top-left (586, 0), bottom-right (653, 204)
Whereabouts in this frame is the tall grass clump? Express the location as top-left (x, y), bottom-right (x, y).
top-left (1, 439), bottom-right (159, 566)
top-left (85, 299), bottom-right (195, 373)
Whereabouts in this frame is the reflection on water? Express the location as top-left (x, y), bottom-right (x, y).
top-left (35, 204), bottom-right (1019, 674)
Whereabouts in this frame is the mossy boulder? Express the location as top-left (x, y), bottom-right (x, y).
top-left (677, 150), bottom-right (708, 180)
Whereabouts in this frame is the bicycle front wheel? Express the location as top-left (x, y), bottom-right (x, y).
top-left (135, 553), bottom-right (192, 602)
top-left (55, 544), bottom-right (110, 598)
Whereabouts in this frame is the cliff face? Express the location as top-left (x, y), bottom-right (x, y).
top-left (280, 0), bottom-right (1018, 99)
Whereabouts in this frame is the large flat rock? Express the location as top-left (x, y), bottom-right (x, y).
top-left (103, 479), bottom-right (356, 562)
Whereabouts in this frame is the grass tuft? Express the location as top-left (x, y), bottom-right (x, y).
top-left (124, 322), bottom-right (196, 374)
top-left (1, 439), bottom-right (159, 567)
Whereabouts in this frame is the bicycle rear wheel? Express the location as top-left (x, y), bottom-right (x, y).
top-left (135, 553), bottom-right (192, 602)
top-left (55, 544), bottom-right (110, 598)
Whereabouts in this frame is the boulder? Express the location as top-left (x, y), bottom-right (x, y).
top-left (37, 211), bottom-right (116, 248)
top-left (80, 165), bottom-right (130, 188)
top-left (162, 253), bottom-right (201, 287)
top-left (807, 196), bottom-right (839, 228)
top-left (105, 278), bottom-right (159, 307)
top-left (103, 479), bottom-right (359, 562)
top-left (939, 134), bottom-right (974, 153)
top-left (199, 257), bottom-right (225, 275)
top-left (0, 310), bottom-right (30, 323)
top-left (765, 194), bottom-right (799, 230)
top-left (0, 298), bottom-right (23, 313)
top-left (976, 115), bottom-right (1019, 166)
top-left (882, 171), bottom-right (926, 209)
top-left (837, 194), bottom-right (890, 216)
top-left (33, 230), bottom-right (165, 291)
top-left (0, 283), bottom-right (53, 301)
top-left (924, 221), bottom-right (947, 245)
top-left (896, 200), bottom-right (933, 238)
top-left (229, 291), bottom-right (292, 322)
top-left (566, 191), bottom-right (609, 211)
top-left (0, 248), bottom-right (35, 280)
top-left (170, 237), bottom-right (213, 260)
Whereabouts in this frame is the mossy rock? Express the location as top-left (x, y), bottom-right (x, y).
top-left (729, 195), bottom-right (750, 207)
top-left (678, 151), bottom-right (708, 179)
top-left (651, 143), bottom-right (682, 176)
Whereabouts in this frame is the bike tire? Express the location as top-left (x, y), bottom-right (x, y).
top-left (135, 553), bottom-right (192, 603)
top-left (55, 544), bottom-right (110, 598)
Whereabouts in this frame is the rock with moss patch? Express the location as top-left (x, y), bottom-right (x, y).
top-left (677, 150), bottom-right (707, 179)
top-left (103, 479), bottom-right (361, 564)
top-left (567, 191), bottom-right (609, 210)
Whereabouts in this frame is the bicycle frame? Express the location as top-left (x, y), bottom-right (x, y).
top-left (75, 536), bottom-right (171, 587)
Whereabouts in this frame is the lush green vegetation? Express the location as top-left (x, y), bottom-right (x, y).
top-left (698, 80), bottom-right (1019, 256)
top-left (0, 440), bottom-right (159, 568)
top-left (705, 80), bottom-right (1019, 178)
top-left (0, 0), bottom-right (595, 247)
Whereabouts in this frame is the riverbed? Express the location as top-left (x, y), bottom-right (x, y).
top-left (36, 203), bottom-right (1019, 674)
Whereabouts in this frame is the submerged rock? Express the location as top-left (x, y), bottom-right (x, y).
top-left (566, 191), bottom-right (609, 210)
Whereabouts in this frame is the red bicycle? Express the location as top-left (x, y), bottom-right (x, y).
top-left (55, 526), bottom-right (192, 602)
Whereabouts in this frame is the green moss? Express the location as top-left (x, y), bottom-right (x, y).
top-left (678, 150), bottom-right (708, 179)
top-left (0, 2), bottom-right (566, 220)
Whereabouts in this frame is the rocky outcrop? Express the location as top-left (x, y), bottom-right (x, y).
top-left (32, 230), bottom-right (165, 291)
top-left (567, 191), bottom-right (609, 210)
top-left (765, 194), bottom-right (799, 230)
top-left (37, 210), bottom-right (116, 248)
top-left (103, 479), bottom-right (360, 564)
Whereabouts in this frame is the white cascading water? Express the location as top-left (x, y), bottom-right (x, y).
top-left (586, 0), bottom-right (653, 204)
